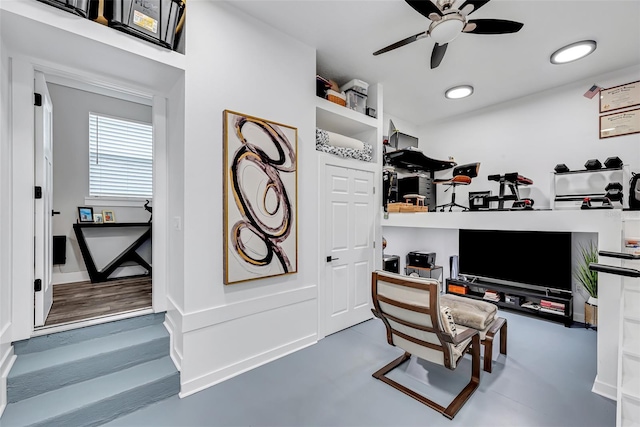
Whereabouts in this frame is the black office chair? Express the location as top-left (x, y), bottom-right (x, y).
top-left (434, 162), bottom-right (481, 212)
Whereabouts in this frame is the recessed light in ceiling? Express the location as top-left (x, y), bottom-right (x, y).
top-left (445, 85), bottom-right (474, 99)
top-left (550, 40), bottom-right (597, 64)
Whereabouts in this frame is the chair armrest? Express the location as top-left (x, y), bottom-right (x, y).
top-left (445, 327), bottom-right (479, 346)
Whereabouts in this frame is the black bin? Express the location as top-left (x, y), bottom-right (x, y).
top-left (36, 0), bottom-right (91, 18)
top-left (107, 0), bottom-right (185, 50)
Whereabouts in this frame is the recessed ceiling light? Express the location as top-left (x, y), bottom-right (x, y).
top-left (445, 85), bottom-right (474, 99)
top-left (550, 40), bottom-right (597, 64)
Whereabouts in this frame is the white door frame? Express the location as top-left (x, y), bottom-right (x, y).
top-left (317, 153), bottom-right (381, 340)
top-left (9, 57), bottom-right (169, 341)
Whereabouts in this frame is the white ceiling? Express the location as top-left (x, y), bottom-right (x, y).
top-left (226, 0), bottom-right (640, 126)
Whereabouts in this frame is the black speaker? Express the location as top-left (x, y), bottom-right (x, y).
top-left (604, 156), bottom-right (623, 169)
top-left (554, 163), bottom-right (570, 173)
top-left (449, 255), bottom-right (459, 280)
top-left (53, 235), bottom-right (67, 265)
top-left (383, 255), bottom-right (400, 274)
top-left (585, 159), bottom-right (602, 170)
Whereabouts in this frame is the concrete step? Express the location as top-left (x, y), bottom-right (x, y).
top-left (8, 322), bottom-right (169, 403)
top-left (0, 356), bottom-right (179, 427)
top-left (13, 312), bottom-right (165, 355)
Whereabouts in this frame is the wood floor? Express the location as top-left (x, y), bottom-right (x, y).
top-left (44, 276), bottom-right (152, 326)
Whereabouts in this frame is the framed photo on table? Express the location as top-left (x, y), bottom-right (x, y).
top-left (600, 108), bottom-right (640, 139)
top-left (77, 206), bottom-right (94, 223)
top-left (600, 81), bottom-right (640, 113)
top-left (102, 210), bottom-right (116, 223)
top-left (93, 213), bottom-right (103, 224)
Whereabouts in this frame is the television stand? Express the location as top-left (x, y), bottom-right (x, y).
top-left (446, 277), bottom-right (573, 327)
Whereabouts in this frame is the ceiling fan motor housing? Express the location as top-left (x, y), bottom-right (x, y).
top-left (429, 13), bottom-right (465, 43)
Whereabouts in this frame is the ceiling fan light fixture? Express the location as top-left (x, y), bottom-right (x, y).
top-left (550, 40), bottom-right (597, 64)
top-left (429, 15), bottom-right (465, 44)
top-left (445, 85), bottom-right (474, 99)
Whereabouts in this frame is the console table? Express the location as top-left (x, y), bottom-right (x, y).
top-left (73, 222), bottom-right (152, 283)
top-left (446, 277), bottom-right (573, 326)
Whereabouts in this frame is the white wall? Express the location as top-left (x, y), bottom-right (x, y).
top-left (178, 2), bottom-right (318, 396)
top-left (165, 74), bottom-right (185, 369)
top-left (0, 33), bottom-right (15, 417)
top-left (47, 83), bottom-right (153, 282)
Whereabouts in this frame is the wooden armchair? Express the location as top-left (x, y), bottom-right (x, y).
top-left (371, 270), bottom-right (481, 419)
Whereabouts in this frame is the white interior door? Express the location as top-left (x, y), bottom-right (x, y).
top-left (325, 164), bottom-right (375, 335)
top-left (34, 71), bottom-right (54, 327)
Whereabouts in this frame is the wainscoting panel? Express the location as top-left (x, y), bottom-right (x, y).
top-left (180, 298), bottom-right (317, 397)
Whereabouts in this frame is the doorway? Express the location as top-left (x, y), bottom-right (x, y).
top-left (34, 72), bottom-right (155, 330)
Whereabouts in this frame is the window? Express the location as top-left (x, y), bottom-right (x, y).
top-left (89, 113), bottom-right (153, 199)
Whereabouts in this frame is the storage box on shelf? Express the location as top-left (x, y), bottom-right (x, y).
top-left (445, 277), bottom-right (573, 326)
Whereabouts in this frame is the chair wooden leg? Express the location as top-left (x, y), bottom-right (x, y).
top-left (482, 317), bottom-right (507, 373)
top-left (443, 334), bottom-right (481, 419)
top-left (372, 341), bottom-right (481, 420)
top-left (499, 320), bottom-right (507, 355)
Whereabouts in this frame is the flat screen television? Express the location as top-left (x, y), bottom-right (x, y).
top-left (458, 229), bottom-right (572, 292)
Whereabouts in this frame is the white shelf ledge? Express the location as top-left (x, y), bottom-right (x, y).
top-left (315, 97), bottom-right (377, 137)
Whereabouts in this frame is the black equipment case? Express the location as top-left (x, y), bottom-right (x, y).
top-left (36, 0), bottom-right (91, 18)
top-left (107, 0), bottom-right (185, 49)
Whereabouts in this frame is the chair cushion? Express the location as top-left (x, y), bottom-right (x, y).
top-left (440, 294), bottom-right (497, 330)
top-left (433, 175), bottom-right (472, 185)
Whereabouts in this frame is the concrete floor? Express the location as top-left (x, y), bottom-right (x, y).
top-left (105, 310), bottom-right (615, 427)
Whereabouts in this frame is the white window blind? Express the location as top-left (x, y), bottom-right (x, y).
top-left (89, 113), bottom-right (153, 199)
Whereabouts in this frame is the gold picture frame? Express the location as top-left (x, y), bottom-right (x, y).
top-left (599, 80), bottom-right (640, 113)
top-left (223, 110), bottom-right (298, 285)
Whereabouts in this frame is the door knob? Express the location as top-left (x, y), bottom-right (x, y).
top-left (326, 256), bottom-right (340, 262)
top-left (52, 210), bottom-right (61, 216)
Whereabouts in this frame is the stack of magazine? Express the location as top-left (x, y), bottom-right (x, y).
top-left (539, 299), bottom-right (565, 315)
top-left (483, 290), bottom-right (500, 302)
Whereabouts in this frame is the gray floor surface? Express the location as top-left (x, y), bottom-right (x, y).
top-left (105, 310), bottom-right (615, 427)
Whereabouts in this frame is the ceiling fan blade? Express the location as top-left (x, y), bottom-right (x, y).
top-left (405, 0), bottom-right (442, 19)
top-left (457, 0), bottom-right (491, 15)
top-left (430, 43), bottom-right (448, 69)
top-left (373, 31), bottom-right (427, 56)
top-left (465, 19), bottom-right (523, 34)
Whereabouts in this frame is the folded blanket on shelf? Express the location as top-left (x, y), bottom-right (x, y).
top-left (316, 128), bottom-right (372, 162)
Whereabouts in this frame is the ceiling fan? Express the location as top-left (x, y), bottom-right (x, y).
top-left (373, 0), bottom-right (524, 69)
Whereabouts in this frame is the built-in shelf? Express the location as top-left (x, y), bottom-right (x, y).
top-left (599, 251), bottom-right (640, 260)
top-left (554, 167), bottom-right (623, 176)
top-left (315, 96), bottom-right (377, 137)
top-left (1, 1), bottom-right (186, 94)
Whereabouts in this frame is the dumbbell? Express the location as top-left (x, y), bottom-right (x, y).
top-left (604, 156), bottom-right (623, 169)
top-left (605, 182), bottom-right (623, 203)
top-left (584, 159), bottom-right (602, 170)
top-left (554, 164), bottom-right (570, 173)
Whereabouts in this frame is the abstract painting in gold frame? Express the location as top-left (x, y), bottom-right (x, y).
top-left (223, 110), bottom-right (298, 285)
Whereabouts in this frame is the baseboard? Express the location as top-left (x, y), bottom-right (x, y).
top-left (52, 271), bottom-right (89, 285)
top-left (163, 306), bottom-right (183, 373)
top-left (179, 333), bottom-right (317, 398)
top-left (592, 375), bottom-right (617, 401)
top-left (0, 343), bottom-right (16, 418)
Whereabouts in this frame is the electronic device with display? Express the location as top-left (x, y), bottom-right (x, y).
top-left (458, 229), bottom-right (572, 292)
